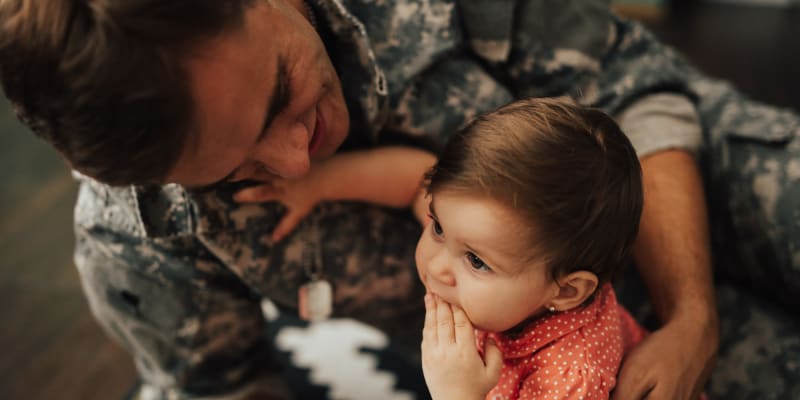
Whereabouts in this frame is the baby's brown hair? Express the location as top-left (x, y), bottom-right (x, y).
top-left (427, 97), bottom-right (643, 286)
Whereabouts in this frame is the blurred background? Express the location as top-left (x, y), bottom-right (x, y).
top-left (1, 1), bottom-right (799, 399)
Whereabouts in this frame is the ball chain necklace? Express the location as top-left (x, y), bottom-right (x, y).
top-left (295, 0), bottom-right (332, 322)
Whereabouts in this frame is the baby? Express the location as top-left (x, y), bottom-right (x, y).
top-left (416, 98), bottom-right (648, 400)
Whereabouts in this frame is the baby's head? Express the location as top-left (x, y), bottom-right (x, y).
top-left (415, 97), bottom-right (642, 332)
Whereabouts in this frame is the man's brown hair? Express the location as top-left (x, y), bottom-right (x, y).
top-left (0, 0), bottom-right (254, 185)
top-left (427, 97), bottom-right (643, 285)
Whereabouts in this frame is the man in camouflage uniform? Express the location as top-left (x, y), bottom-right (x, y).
top-left (1, 0), bottom-right (798, 399)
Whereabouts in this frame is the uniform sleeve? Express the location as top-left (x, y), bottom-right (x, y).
top-left (616, 93), bottom-right (702, 157)
top-left (73, 186), bottom-right (272, 399)
top-left (461, 0), bottom-right (702, 155)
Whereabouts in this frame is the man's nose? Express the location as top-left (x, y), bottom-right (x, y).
top-left (254, 123), bottom-right (312, 179)
top-left (428, 251), bottom-right (455, 286)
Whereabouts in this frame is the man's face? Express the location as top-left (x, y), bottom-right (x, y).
top-left (166, 0), bottom-right (349, 188)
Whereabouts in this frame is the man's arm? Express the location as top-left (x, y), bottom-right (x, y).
top-left (612, 149), bottom-right (719, 400)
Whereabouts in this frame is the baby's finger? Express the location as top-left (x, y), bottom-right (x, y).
top-left (451, 305), bottom-right (474, 345)
top-left (435, 295), bottom-right (455, 344)
top-left (270, 210), bottom-right (304, 242)
top-left (234, 184), bottom-right (283, 203)
top-left (483, 339), bottom-right (503, 384)
top-left (422, 294), bottom-right (437, 345)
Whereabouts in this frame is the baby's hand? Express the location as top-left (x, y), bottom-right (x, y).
top-left (234, 170), bottom-right (324, 242)
top-left (421, 294), bottom-right (503, 400)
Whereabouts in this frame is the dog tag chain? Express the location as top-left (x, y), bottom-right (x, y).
top-left (298, 227), bottom-right (333, 321)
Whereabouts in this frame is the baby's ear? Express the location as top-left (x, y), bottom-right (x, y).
top-left (549, 271), bottom-right (599, 312)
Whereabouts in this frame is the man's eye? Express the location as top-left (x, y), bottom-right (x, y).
top-left (466, 252), bottom-right (491, 272)
top-left (427, 214), bottom-right (444, 237)
top-left (432, 220), bottom-right (443, 236)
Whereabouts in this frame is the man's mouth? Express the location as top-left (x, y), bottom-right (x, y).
top-left (308, 108), bottom-right (326, 156)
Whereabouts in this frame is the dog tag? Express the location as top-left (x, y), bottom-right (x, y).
top-left (298, 279), bottom-right (333, 321)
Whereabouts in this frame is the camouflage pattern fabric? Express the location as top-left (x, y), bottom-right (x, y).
top-left (69, 0), bottom-right (799, 398)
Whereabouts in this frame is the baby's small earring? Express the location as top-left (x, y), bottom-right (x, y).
top-left (548, 305), bottom-right (556, 313)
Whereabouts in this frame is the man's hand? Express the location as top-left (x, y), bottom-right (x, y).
top-left (234, 168), bottom-right (326, 242)
top-left (421, 294), bottom-right (502, 400)
top-left (613, 150), bottom-right (719, 400)
top-left (612, 311), bottom-right (718, 399)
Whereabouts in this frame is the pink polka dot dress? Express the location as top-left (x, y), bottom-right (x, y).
top-left (476, 284), bottom-right (647, 400)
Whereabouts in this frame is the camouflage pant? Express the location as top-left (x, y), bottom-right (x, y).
top-left (700, 100), bottom-right (800, 399)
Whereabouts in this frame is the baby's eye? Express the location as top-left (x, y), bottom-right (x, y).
top-left (466, 252), bottom-right (491, 272)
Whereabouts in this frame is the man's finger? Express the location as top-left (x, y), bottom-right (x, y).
top-left (611, 360), bottom-right (654, 400)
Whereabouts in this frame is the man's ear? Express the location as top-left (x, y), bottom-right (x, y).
top-left (549, 271), bottom-right (599, 311)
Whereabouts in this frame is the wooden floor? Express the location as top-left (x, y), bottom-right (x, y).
top-left (0, 95), bottom-right (136, 400)
top-left (0, 3), bottom-right (797, 400)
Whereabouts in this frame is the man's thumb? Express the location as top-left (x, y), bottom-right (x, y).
top-left (484, 339), bottom-right (503, 382)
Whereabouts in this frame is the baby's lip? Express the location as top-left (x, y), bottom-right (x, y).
top-left (425, 286), bottom-right (454, 306)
